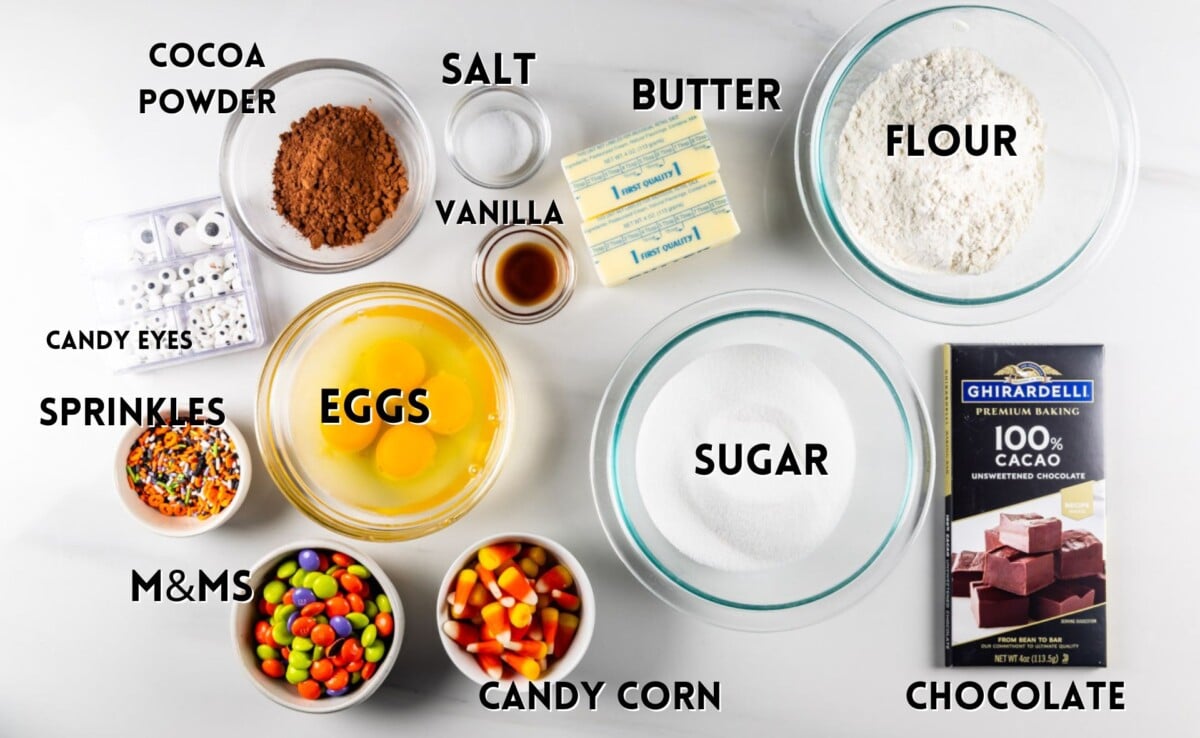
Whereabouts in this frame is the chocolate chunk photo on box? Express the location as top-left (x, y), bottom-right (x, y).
top-left (946, 490), bottom-right (1107, 665)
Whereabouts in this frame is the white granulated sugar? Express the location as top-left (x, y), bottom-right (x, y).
top-left (836, 48), bottom-right (1045, 274)
top-left (460, 109), bottom-right (534, 181)
top-left (636, 343), bottom-right (857, 572)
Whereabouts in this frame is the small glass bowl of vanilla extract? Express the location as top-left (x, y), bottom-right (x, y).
top-left (473, 224), bottom-right (575, 324)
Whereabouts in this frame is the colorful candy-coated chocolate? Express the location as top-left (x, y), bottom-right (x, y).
top-left (326, 596), bottom-right (350, 617)
top-left (252, 549), bottom-right (394, 700)
top-left (311, 623), bottom-right (336, 648)
top-left (263, 580), bottom-right (286, 603)
top-left (375, 612), bottom-right (394, 637)
top-left (330, 615), bottom-right (353, 638)
top-left (325, 669), bottom-right (349, 691)
top-left (292, 587), bottom-right (316, 607)
top-left (375, 594), bottom-right (392, 614)
top-left (298, 549), bottom-right (320, 572)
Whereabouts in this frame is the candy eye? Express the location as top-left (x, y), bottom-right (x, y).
top-left (159, 268), bottom-right (176, 282)
top-left (130, 222), bottom-right (159, 255)
top-left (165, 212), bottom-right (197, 240)
top-left (143, 279), bottom-right (163, 295)
top-left (178, 264), bottom-right (194, 280)
top-left (195, 211), bottom-right (230, 246)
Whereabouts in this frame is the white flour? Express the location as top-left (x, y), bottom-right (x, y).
top-left (635, 343), bottom-right (856, 571)
top-left (836, 48), bottom-right (1045, 274)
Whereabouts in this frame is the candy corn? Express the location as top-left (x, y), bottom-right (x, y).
top-left (519, 557), bottom-right (540, 578)
top-left (551, 588), bottom-right (581, 611)
top-left (528, 546), bottom-right (547, 566)
top-left (510, 622), bottom-right (531, 643)
top-left (499, 566), bottom-right (539, 606)
top-left (502, 653), bottom-right (542, 680)
top-left (555, 613), bottom-right (579, 657)
top-left (481, 601), bottom-right (511, 643)
top-left (466, 639), bottom-right (505, 656)
top-left (535, 564), bottom-right (573, 594)
top-left (445, 541), bottom-right (583, 682)
top-left (541, 607), bottom-right (559, 655)
top-left (504, 639), bottom-right (549, 660)
top-left (509, 601), bottom-right (535, 629)
top-left (442, 621), bottom-right (480, 648)
top-left (452, 568), bottom-right (477, 618)
top-left (477, 653), bottom-right (504, 680)
top-left (476, 563), bottom-right (515, 607)
top-left (479, 542), bottom-right (521, 571)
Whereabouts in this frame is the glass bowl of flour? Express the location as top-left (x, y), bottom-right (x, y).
top-left (796, 0), bottom-right (1138, 324)
top-left (590, 290), bottom-right (933, 630)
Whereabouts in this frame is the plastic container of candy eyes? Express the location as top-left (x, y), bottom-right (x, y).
top-left (85, 195), bottom-right (269, 372)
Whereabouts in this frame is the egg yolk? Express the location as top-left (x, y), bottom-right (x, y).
top-left (355, 339), bottom-right (426, 393)
top-left (320, 401), bottom-right (381, 453)
top-left (374, 424), bottom-right (438, 479)
top-left (422, 372), bottom-right (474, 435)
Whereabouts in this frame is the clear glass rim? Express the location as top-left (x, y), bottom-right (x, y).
top-left (590, 289), bottom-right (934, 630)
top-left (795, 0), bottom-right (1140, 324)
top-left (256, 282), bottom-right (514, 541)
top-left (444, 85), bottom-right (551, 189)
top-left (219, 58), bottom-right (436, 274)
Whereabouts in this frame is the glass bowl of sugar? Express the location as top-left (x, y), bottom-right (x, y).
top-left (591, 290), bottom-right (934, 631)
top-left (795, 0), bottom-right (1138, 324)
top-left (445, 86), bottom-right (551, 188)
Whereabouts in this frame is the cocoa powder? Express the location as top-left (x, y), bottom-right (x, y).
top-left (272, 104), bottom-right (408, 249)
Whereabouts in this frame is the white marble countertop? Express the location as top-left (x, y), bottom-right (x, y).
top-left (1, 0), bottom-right (1197, 735)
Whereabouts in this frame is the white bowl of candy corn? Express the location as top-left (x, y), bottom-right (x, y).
top-left (437, 533), bottom-right (594, 684)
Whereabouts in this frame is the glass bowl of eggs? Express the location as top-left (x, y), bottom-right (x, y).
top-left (257, 283), bottom-right (514, 540)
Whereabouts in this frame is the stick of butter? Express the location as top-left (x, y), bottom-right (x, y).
top-left (561, 111), bottom-right (720, 220)
top-left (582, 173), bottom-right (740, 287)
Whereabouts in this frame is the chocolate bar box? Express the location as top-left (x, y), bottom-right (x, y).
top-left (944, 345), bottom-right (1106, 667)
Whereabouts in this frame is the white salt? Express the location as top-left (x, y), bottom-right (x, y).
top-left (458, 108), bottom-right (534, 182)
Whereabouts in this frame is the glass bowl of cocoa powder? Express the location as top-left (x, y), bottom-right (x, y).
top-left (221, 59), bottom-right (435, 273)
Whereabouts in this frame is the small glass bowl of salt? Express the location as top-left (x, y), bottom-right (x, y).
top-left (445, 86), bottom-right (550, 188)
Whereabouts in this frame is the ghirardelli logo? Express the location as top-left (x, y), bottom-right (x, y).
top-left (961, 361), bottom-right (1093, 404)
top-left (993, 362), bottom-right (1062, 385)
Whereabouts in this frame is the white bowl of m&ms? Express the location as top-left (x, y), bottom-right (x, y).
top-left (437, 533), bottom-right (594, 684)
top-left (233, 541), bottom-right (404, 713)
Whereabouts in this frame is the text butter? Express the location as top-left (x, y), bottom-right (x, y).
top-left (561, 111), bottom-right (720, 220)
top-left (581, 174), bottom-right (739, 287)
